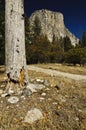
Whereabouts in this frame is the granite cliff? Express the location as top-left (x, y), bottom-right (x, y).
top-left (28, 9), bottom-right (79, 46)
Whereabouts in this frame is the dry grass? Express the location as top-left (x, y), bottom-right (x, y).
top-left (36, 63), bottom-right (86, 75)
top-left (0, 65), bottom-right (86, 130)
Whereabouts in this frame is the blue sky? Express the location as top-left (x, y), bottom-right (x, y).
top-left (24, 0), bottom-right (86, 39)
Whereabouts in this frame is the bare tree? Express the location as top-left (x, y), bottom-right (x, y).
top-left (5, 0), bottom-right (29, 94)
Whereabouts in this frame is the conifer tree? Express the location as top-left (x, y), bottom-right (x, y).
top-left (81, 32), bottom-right (86, 47)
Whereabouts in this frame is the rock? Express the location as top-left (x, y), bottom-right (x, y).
top-left (45, 88), bottom-right (50, 91)
top-left (59, 96), bottom-right (66, 103)
top-left (29, 9), bottom-right (79, 46)
top-left (44, 80), bottom-right (50, 86)
top-left (1, 100), bottom-right (3, 103)
top-left (22, 88), bottom-right (32, 96)
top-left (3, 77), bottom-right (8, 81)
top-left (1, 93), bottom-right (9, 97)
top-left (71, 86), bottom-right (75, 89)
top-left (48, 98), bottom-right (52, 101)
top-left (16, 104), bottom-right (19, 107)
top-left (8, 88), bottom-right (14, 95)
top-left (41, 93), bottom-right (46, 96)
top-left (36, 79), bottom-right (44, 84)
top-left (55, 84), bottom-right (61, 90)
top-left (21, 95), bottom-right (26, 99)
top-left (29, 78), bottom-right (35, 83)
top-left (0, 89), bottom-right (3, 95)
top-left (75, 117), bottom-right (79, 121)
top-left (36, 84), bottom-right (45, 90)
top-left (40, 97), bottom-right (45, 100)
top-left (0, 84), bottom-right (6, 88)
top-left (24, 108), bottom-right (43, 124)
top-left (53, 102), bottom-right (58, 105)
top-left (7, 96), bottom-right (19, 104)
top-left (27, 83), bottom-right (37, 92)
top-left (27, 83), bottom-right (45, 93)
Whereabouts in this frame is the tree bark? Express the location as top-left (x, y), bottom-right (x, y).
top-left (5, 0), bottom-right (28, 93)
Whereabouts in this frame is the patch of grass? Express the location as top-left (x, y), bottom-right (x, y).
top-left (36, 63), bottom-right (86, 75)
top-left (0, 66), bottom-right (86, 130)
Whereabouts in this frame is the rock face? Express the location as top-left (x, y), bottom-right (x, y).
top-left (28, 9), bottom-right (79, 46)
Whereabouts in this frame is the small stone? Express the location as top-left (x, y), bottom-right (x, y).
top-left (0, 84), bottom-right (5, 88)
top-left (1, 100), bottom-right (3, 103)
top-left (3, 77), bottom-right (8, 80)
top-left (41, 93), bottom-right (46, 96)
top-left (40, 97), bottom-right (45, 100)
top-left (7, 106), bottom-right (10, 109)
top-left (36, 84), bottom-right (45, 90)
top-left (78, 109), bottom-right (82, 112)
top-left (50, 74), bottom-right (54, 77)
top-left (8, 88), bottom-right (14, 94)
top-left (24, 108), bottom-right (43, 124)
top-left (27, 83), bottom-right (37, 92)
top-left (59, 96), bottom-right (66, 102)
top-left (21, 95), bottom-right (25, 98)
top-left (16, 104), bottom-right (19, 107)
top-left (36, 79), bottom-right (44, 84)
top-left (7, 96), bottom-right (19, 104)
top-left (30, 78), bottom-right (35, 83)
top-left (65, 95), bottom-right (68, 98)
top-left (0, 89), bottom-right (3, 95)
top-left (61, 98), bottom-right (66, 102)
top-left (1, 93), bottom-right (9, 97)
top-left (22, 88), bottom-right (32, 96)
top-left (27, 83), bottom-right (45, 92)
top-left (53, 102), bottom-right (58, 105)
top-left (48, 98), bottom-right (52, 101)
top-left (44, 80), bottom-right (50, 86)
top-left (72, 86), bottom-right (75, 89)
top-left (75, 117), bottom-right (79, 121)
top-left (45, 88), bottom-right (50, 91)
top-left (55, 84), bottom-right (61, 90)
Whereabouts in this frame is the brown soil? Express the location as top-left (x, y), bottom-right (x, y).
top-left (0, 65), bottom-right (86, 130)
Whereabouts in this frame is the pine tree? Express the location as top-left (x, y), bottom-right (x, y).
top-left (63, 36), bottom-right (74, 52)
top-left (81, 32), bottom-right (86, 47)
top-left (33, 16), bottom-right (41, 37)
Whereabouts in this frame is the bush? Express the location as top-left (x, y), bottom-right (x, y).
top-left (64, 48), bottom-right (86, 66)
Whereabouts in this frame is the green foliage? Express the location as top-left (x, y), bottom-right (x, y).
top-left (26, 33), bottom-right (64, 64)
top-left (26, 35), bottom-right (51, 64)
top-left (64, 48), bottom-right (86, 66)
top-left (81, 32), bottom-right (86, 47)
top-left (63, 36), bottom-right (74, 52)
top-left (50, 40), bottom-right (64, 63)
top-left (33, 16), bottom-right (41, 36)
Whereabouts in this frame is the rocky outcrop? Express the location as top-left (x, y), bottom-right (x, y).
top-left (28, 9), bottom-right (79, 46)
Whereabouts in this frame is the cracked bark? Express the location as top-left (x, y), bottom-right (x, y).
top-left (5, 0), bottom-right (29, 93)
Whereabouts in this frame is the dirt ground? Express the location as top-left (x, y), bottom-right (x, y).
top-left (28, 64), bottom-right (86, 80)
top-left (0, 64), bottom-right (86, 130)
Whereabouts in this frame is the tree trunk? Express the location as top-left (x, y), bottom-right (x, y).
top-left (5, 0), bottom-right (28, 94)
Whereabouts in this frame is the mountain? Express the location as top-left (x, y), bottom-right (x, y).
top-left (28, 9), bottom-right (79, 46)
